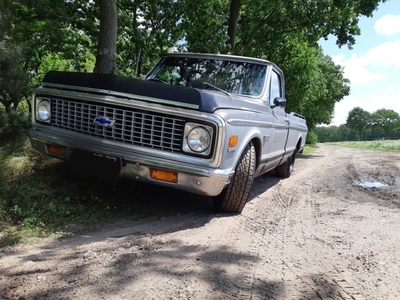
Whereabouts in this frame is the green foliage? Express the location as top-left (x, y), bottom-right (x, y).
top-left (298, 144), bottom-right (319, 156)
top-left (315, 124), bottom-right (358, 142)
top-left (0, 0), bottom-right (97, 114)
top-left (315, 107), bottom-right (400, 142)
top-left (180, 0), bottom-right (228, 53)
top-left (0, 42), bottom-right (31, 112)
top-left (306, 130), bottom-right (318, 145)
top-left (265, 36), bottom-right (350, 128)
top-left (0, 141), bottom-right (115, 244)
top-left (346, 107), bottom-right (372, 139)
top-left (371, 109), bottom-right (400, 137)
top-left (0, 106), bottom-right (31, 140)
top-left (220, 0), bottom-right (387, 56)
top-left (117, 0), bottom-right (188, 77)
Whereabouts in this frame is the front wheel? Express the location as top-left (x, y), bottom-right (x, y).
top-left (213, 142), bottom-right (256, 213)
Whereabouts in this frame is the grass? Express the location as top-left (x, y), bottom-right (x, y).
top-left (295, 144), bottom-right (319, 163)
top-left (325, 140), bottom-right (400, 152)
top-left (0, 134), bottom-right (111, 245)
top-left (0, 132), bottom-right (211, 247)
top-left (299, 144), bottom-right (319, 156)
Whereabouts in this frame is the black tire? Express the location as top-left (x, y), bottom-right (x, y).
top-left (275, 152), bottom-right (296, 178)
top-left (213, 141), bottom-right (256, 213)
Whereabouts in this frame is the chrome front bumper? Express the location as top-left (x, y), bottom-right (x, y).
top-left (28, 128), bottom-right (233, 197)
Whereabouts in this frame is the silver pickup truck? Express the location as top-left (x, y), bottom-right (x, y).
top-left (29, 53), bottom-right (308, 213)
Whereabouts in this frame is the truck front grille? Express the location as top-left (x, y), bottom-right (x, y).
top-left (50, 98), bottom-right (185, 152)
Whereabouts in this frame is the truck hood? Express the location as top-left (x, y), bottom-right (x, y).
top-left (42, 71), bottom-right (255, 113)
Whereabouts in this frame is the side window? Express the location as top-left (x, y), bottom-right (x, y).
top-left (269, 70), bottom-right (282, 104)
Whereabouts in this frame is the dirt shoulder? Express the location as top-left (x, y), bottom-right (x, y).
top-left (1, 144), bottom-right (400, 300)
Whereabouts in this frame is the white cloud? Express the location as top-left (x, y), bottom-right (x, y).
top-left (330, 44), bottom-right (400, 125)
top-left (331, 39), bottom-right (400, 85)
top-left (361, 40), bottom-right (400, 67)
top-left (374, 14), bottom-right (400, 35)
top-left (326, 11), bottom-right (400, 126)
top-left (332, 54), bottom-right (384, 85)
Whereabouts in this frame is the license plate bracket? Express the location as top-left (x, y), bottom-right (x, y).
top-left (70, 149), bottom-right (121, 183)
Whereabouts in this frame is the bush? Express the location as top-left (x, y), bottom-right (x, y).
top-left (0, 108), bottom-right (31, 140)
top-left (306, 130), bottom-right (318, 145)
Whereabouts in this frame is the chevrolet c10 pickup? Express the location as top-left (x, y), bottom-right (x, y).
top-left (29, 53), bottom-right (308, 213)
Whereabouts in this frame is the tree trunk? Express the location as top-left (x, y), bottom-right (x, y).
top-left (227, 0), bottom-right (241, 54)
top-left (25, 97), bottom-right (32, 114)
top-left (93, 0), bottom-right (117, 74)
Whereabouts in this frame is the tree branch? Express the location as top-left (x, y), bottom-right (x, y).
top-left (238, 8), bottom-right (275, 56)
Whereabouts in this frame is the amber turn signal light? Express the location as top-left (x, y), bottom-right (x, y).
top-left (228, 135), bottom-right (238, 147)
top-left (46, 144), bottom-right (63, 156)
top-left (150, 168), bottom-right (178, 183)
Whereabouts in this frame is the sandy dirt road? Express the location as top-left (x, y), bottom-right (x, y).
top-left (1, 144), bottom-right (400, 300)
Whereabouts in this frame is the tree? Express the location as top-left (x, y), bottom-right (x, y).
top-left (371, 109), bottom-right (400, 138)
top-left (346, 107), bottom-right (371, 139)
top-left (315, 124), bottom-right (356, 142)
top-left (266, 36), bottom-right (350, 128)
top-left (0, 42), bottom-right (31, 112)
top-left (0, 0), bottom-right (104, 114)
top-left (224, 0), bottom-right (387, 56)
top-left (180, 0), bottom-right (228, 54)
top-left (337, 124), bottom-right (355, 141)
top-left (117, 0), bottom-right (187, 77)
top-left (178, 0), bottom-right (380, 128)
top-left (93, 0), bottom-right (117, 74)
top-left (0, 0), bottom-right (389, 135)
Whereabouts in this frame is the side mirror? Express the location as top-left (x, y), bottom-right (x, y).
top-left (273, 97), bottom-right (287, 107)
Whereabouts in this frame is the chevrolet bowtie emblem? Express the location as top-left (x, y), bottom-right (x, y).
top-left (93, 116), bottom-right (115, 127)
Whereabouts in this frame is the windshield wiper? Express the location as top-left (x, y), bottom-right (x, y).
top-left (147, 77), bottom-right (168, 84)
top-left (190, 82), bottom-right (231, 96)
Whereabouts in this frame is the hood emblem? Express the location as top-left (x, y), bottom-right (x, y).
top-left (93, 116), bottom-right (115, 127)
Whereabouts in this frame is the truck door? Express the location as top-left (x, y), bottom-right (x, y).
top-left (264, 69), bottom-right (289, 169)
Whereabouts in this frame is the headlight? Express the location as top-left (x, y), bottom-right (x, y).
top-left (187, 127), bottom-right (210, 152)
top-left (183, 123), bottom-right (213, 156)
top-left (36, 98), bottom-right (51, 122)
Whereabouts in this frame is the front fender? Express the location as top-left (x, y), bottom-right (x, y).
top-left (215, 108), bottom-right (272, 173)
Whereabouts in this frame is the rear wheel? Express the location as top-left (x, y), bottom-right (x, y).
top-left (275, 151), bottom-right (296, 178)
top-left (213, 142), bottom-right (256, 213)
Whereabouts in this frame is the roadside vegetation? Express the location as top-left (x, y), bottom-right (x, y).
top-left (326, 140), bottom-right (400, 153)
top-left (315, 107), bottom-right (400, 143)
top-left (299, 144), bottom-right (319, 156)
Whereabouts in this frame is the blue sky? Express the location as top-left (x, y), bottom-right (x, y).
top-left (319, 0), bottom-right (400, 126)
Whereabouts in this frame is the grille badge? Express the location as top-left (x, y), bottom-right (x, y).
top-left (93, 116), bottom-right (115, 127)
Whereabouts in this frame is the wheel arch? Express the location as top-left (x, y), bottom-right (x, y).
top-left (296, 136), bottom-right (303, 153)
top-left (250, 136), bottom-right (262, 169)
top-left (296, 137), bottom-right (302, 151)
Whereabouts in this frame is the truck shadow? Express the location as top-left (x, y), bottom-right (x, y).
top-left (250, 171), bottom-right (281, 200)
top-left (108, 170), bottom-right (284, 219)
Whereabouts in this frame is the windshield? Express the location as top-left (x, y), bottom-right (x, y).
top-left (146, 56), bottom-right (267, 97)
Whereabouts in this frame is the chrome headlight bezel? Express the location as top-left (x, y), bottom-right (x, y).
top-left (183, 122), bottom-right (213, 156)
top-left (36, 97), bottom-right (51, 123)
